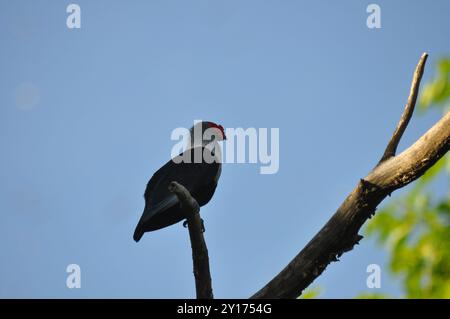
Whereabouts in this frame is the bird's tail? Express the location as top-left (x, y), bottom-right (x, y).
top-left (133, 226), bottom-right (144, 242)
top-left (133, 195), bottom-right (179, 242)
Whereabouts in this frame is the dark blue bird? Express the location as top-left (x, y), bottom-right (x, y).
top-left (133, 121), bottom-right (226, 242)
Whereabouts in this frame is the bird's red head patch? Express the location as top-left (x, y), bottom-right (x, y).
top-left (208, 122), bottom-right (227, 140)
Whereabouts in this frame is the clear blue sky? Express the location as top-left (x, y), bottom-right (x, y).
top-left (0, 0), bottom-right (449, 298)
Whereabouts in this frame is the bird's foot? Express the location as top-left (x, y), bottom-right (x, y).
top-left (182, 219), bottom-right (206, 233)
top-left (200, 218), bottom-right (205, 233)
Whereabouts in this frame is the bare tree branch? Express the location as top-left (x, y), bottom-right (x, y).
top-left (380, 52), bottom-right (428, 162)
top-left (251, 53), bottom-right (450, 299)
top-left (168, 181), bottom-right (213, 299)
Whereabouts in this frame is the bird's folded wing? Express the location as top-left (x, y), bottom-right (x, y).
top-left (140, 194), bottom-right (179, 224)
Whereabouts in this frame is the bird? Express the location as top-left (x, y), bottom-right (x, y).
top-left (133, 121), bottom-right (226, 242)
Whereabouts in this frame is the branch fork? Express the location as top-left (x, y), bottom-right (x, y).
top-left (251, 52), bottom-right (450, 299)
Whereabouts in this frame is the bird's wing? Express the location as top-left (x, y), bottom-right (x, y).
top-left (139, 193), bottom-right (179, 224)
top-left (144, 147), bottom-right (220, 206)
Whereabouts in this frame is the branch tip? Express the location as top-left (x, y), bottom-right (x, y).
top-left (379, 53), bottom-right (428, 163)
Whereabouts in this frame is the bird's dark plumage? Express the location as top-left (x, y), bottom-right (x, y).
top-left (133, 146), bottom-right (221, 242)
